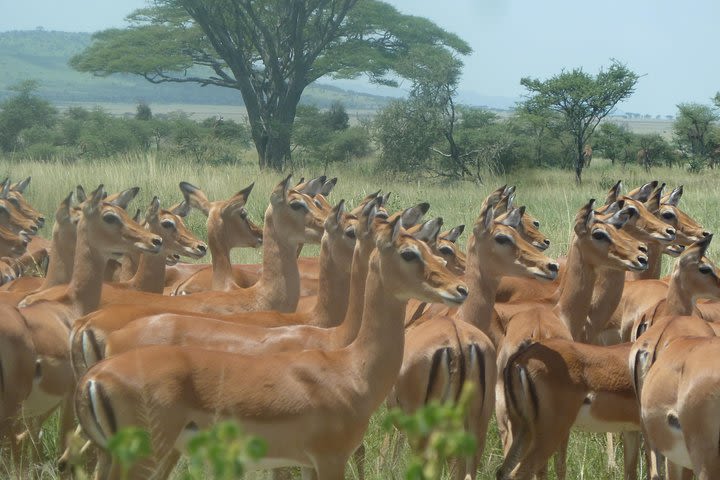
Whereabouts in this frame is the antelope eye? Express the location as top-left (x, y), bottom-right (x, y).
top-left (626, 207), bottom-right (638, 217)
top-left (103, 214), bottom-right (120, 225)
top-left (699, 264), bottom-right (713, 275)
top-left (289, 202), bottom-right (307, 211)
top-left (401, 250), bottom-right (419, 262)
top-left (238, 208), bottom-right (247, 219)
top-left (495, 235), bottom-right (512, 246)
top-left (345, 228), bottom-right (356, 239)
top-left (592, 230), bottom-right (609, 241)
top-left (161, 220), bottom-right (175, 229)
top-left (314, 199), bottom-right (323, 208)
top-left (439, 246), bottom-right (455, 256)
top-left (662, 211), bottom-right (676, 220)
top-left (532, 220), bottom-right (540, 228)
top-left (8, 198), bottom-right (19, 207)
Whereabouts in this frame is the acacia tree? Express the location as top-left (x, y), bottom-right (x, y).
top-left (70, 0), bottom-right (469, 170)
top-left (673, 103), bottom-right (718, 163)
top-left (520, 61), bottom-right (639, 182)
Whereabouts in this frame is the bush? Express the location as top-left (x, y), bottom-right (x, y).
top-left (23, 142), bottom-right (57, 161)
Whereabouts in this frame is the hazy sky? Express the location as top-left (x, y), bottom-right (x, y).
top-left (2, 0), bottom-right (717, 114)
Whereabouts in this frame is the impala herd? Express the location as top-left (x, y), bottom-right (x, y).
top-left (0, 174), bottom-right (717, 479)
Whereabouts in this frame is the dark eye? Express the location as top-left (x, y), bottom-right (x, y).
top-left (345, 228), bottom-right (356, 239)
top-left (662, 211), bottom-right (676, 220)
top-left (8, 198), bottom-right (19, 207)
top-left (592, 230), bottom-right (609, 241)
top-left (495, 235), bottom-right (512, 245)
top-left (103, 214), bottom-right (120, 225)
top-left (532, 220), bottom-right (540, 228)
top-left (314, 200), bottom-right (323, 208)
top-left (290, 202), bottom-right (306, 211)
top-left (238, 209), bottom-right (247, 219)
top-left (401, 250), bottom-right (419, 261)
top-left (161, 220), bottom-right (175, 229)
top-left (699, 264), bottom-right (713, 275)
top-left (439, 246), bottom-right (454, 256)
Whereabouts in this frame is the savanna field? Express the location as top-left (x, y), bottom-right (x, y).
top-left (2, 151), bottom-right (718, 479)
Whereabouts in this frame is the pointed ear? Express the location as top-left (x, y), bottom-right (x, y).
top-left (574, 199), bottom-right (596, 235)
top-left (60, 190), bottom-right (74, 209)
top-left (75, 185), bottom-right (87, 203)
top-left (320, 177), bottom-right (337, 197)
top-left (145, 196), bottom-right (161, 224)
top-left (391, 215), bottom-right (403, 243)
top-left (108, 186), bottom-right (140, 209)
top-left (441, 225), bottom-right (465, 243)
top-left (325, 199), bottom-right (345, 231)
top-left (132, 208), bottom-right (142, 223)
top-left (629, 180), bottom-right (659, 202)
top-left (475, 203), bottom-right (496, 236)
top-left (234, 182), bottom-right (255, 204)
top-left (644, 183), bottom-right (665, 212)
top-left (294, 177), bottom-right (305, 187)
top-left (605, 203), bottom-right (636, 229)
top-left (169, 199), bottom-right (191, 218)
top-left (271, 175), bottom-right (293, 205)
top-left (380, 191), bottom-right (391, 207)
top-left (605, 181), bottom-right (622, 205)
top-left (401, 202), bottom-right (430, 227)
top-left (179, 181), bottom-right (211, 216)
top-left (412, 217), bottom-right (443, 244)
top-left (83, 185), bottom-right (106, 216)
top-left (298, 175), bottom-right (326, 196)
top-left (603, 199), bottom-right (625, 216)
top-left (663, 185), bottom-right (683, 206)
top-left (500, 206), bottom-right (525, 228)
top-left (11, 176), bottom-right (31, 193)
top-left (685, 234), bottom-right (713, 260)
top-left (0, 179), bottom-right (9, 199)
top-left (495, 194), bottom-right (511, 215)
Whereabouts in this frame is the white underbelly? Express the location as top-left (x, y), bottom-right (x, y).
top-left (574, 404), bottom-right (638, 433)
top-left (659, 427), bottom-right (692, 469)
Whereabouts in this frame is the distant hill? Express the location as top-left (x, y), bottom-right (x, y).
top-left (0, 29), bottom-right (393, 110)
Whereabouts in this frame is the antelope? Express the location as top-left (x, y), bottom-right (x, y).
top-left (389, 196), bottom-right (559, 480)
top-left (495, 199), bottom-right (649, 478)
top-left (75, 214), bottom-right (469, 479)
top-left (10, 186), bottom-right (162, 454)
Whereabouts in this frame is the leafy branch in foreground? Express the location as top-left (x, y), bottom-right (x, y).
top-left (384, 382), bottom-right (477, 480)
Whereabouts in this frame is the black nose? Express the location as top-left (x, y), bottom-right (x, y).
top-left (703, 231), bottom-right (711, 237)
top-left (639, 245), bottom-right (648, 254)
top-left (197, 244), bottom-right (207, 253)
top-left (456, 285), bottom-right (468, 297)
top-left (666, 227), bottom-right (675, 236)
top-left (638, 256), bottom-right (648, 266)
top-left (37, 217), bottom-right (45, 226)
top-left (548, 262), bottom-right (559, 273)
top-left (151, 237), bottom-right (163, 247)
top-left (543, 239), bottom-right (550, 246)
top-left (29, 225), bottom-right (37, 234)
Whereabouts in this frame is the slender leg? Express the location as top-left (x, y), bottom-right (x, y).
top-left (622, 431), bottom-right (640, 480)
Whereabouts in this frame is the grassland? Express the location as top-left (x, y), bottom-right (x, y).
top-left (2, 152), bottom-right (719, 479)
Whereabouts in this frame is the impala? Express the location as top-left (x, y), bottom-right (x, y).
top-left (75, 214), bottom-right (468, 479)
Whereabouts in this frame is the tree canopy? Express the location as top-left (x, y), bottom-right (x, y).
top-left (520, 60), bottom-right (639, 182)
top-left (70, 0), bottom-right (470, 170)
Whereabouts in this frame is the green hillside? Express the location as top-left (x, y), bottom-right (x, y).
top-left (0, 29), bottom-right (392, 109)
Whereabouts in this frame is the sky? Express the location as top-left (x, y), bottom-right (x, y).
top-left (1, 0), bottom-right (717, 115)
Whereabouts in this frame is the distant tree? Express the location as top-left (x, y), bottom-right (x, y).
top-left (0, 80), bottom-right (58, 152)
top-left (594, 122), bottom-right (633, 165)
top-left (520, 61), bottom-right (639, 182)
top-left (673, 103), bottom-right (718, 164)
top-left (635, 133), bottom-right (674, 171)
top-left (70, 0), bottom-right (469, 170)
top-left (135, 102), bottom-right (152, 121)
top-left (324, 101), bottom-right (349, 131)
top-left (512, 101), bottom-right (566, 167)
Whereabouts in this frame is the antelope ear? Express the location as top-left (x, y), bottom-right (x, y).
top-left (441, 225), bottom-right (465, 243)
top-left (298, 176), bottom-right (327, 196)
top-left (108, 186), bottom-right (140, 209)
top-left (644, 183), bottom-right (665, 212)
top-left (320, 177), bottom-right (338, 197)
top-left (233, 182), bottom-right (255, 203)
top-left (325, 199), bottom-right (346, 231)
top-left (11, 176), bottom-right (31, 193)
top-left (500, 206), bottom-right (525, 228)
top-left (179, 181), bottom-right (211, 216)
top-left (380, 191), bottom-right (391, 207)
top-left (145, 196), bottom-right (161, 224)
top-left (684, 234), bottom-right (713, 261)
top-left (629, 180), bottom-right (659, 202)
top-left (401, 202), bottom-right (430, 227)
top-left (605, 204), bottom-right (636, 229)
top-left (169, 200), bottom-right (191, 218)
top-left (412, 217), bottom-right (443, 244)
top-left (60, 190), bottom-right (74, 209)
top-left (271, 175), bottom-right (293, 205)
top-left (132, 208), bottom-right (142, 223)
top-left (605, 181), bottom-right (622, 205)
top-left (603, 199), bottom-right (625, 216)
top-left (391, 215), bottom-right (403, 243)
top-left (663, 185), bottom-right (683, 207)
top-left (75, 185), bottom-right (87, 203)
top-left (0, 179), bottom-right (9, 199)
top-left (83, 184), bottom-right (106, 216)
top-left (574, 199), bottom-right (596, 236)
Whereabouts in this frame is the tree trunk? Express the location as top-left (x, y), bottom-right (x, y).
top-left (575, 139), bottom-right (584, 184)
top-left (247, 96), bottom-right (299, 171)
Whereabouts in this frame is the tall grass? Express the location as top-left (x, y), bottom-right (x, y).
top-left (2, 152), bottom-right (719, 478)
